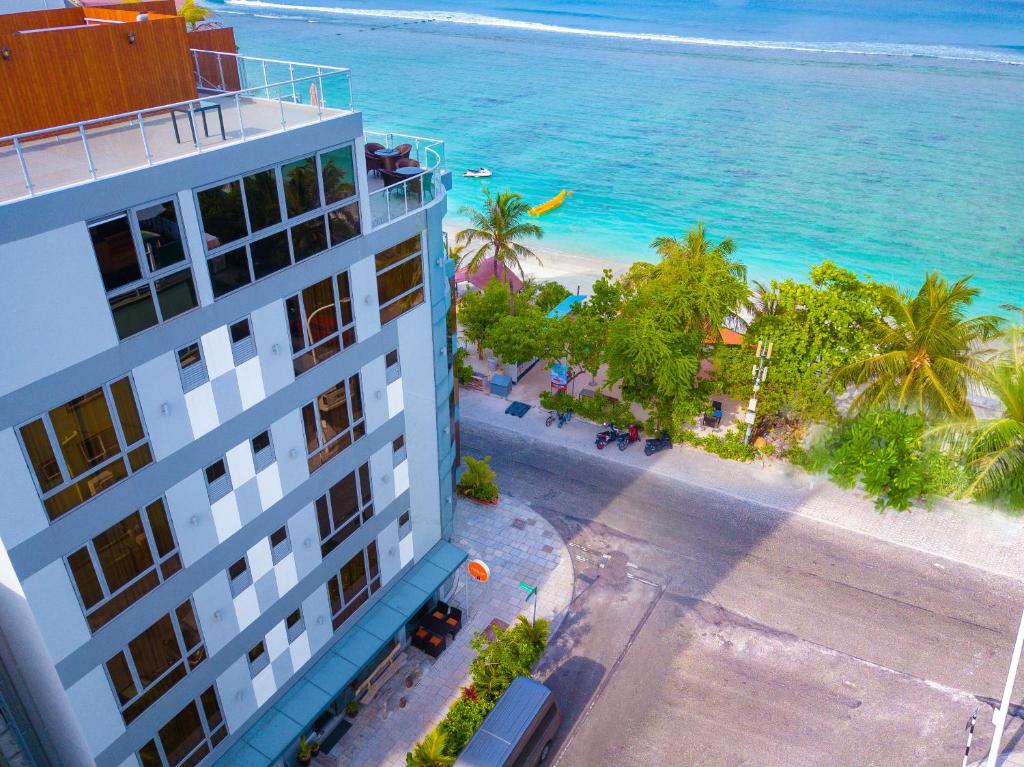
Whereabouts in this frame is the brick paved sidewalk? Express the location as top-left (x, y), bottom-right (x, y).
top-left (330, 496), bottom-right (574, 766)
top-left (461, 388), bottom-right (1024, 583)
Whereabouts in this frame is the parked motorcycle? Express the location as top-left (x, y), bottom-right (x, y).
top-left (644, 431), bottom-right (672, 456)
top-left (595, 423), bottom-right (621, 450)
top-left (617, 423), bottom-right (640, 451)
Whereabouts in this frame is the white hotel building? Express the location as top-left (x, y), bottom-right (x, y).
top-left (0, 7), bottom-right (462, 767)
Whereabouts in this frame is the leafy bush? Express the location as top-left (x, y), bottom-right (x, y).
top-left (408, 616), bottom-right (551, 761)
top-left (457, 455), bottom-right (499, 502)
top-left (804, 409), bottom-right (970, 511)
top-left (678, 428), bottom-right (759, 462)
top-left (534, 281), bottom-right (572, 313)
top-left (454, 348), bottom-right (474, 386)
top-left (539, 390), bottom-right (636, 428)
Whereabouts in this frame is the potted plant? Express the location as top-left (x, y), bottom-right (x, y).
top-left (456, 455), bottom-right (499, 505)
top-left (296, 736), bottom-right (314, 766)
top-left (309, 739), bottom-right (321, 757)
top-left (346, 700), bottom-right (361, 719)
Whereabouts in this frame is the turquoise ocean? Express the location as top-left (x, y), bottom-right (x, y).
top-left (214, 0), bottom-right (1024, 314)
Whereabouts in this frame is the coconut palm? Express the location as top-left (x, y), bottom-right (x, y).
top-left (649, 220), bottom-right (749, 334)
top-left (831, 272), bottom-right (1001, 419)
top-left (935, 327), bottom-right (1024, 508)
top-left (456, 189), bottom-right (543, 299)
top-left (406, 729), bottom-right (454, 767)
top-left (178, 0), bottom-right (211, 31)
top-left (513, 614), bottom-right (550, 652)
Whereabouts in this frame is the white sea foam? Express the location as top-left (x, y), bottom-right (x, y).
top-left (223, 0), bottom-right (1024, 66)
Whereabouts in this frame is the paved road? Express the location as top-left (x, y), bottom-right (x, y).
top-left (461, 418), bottom-right (1024, 767)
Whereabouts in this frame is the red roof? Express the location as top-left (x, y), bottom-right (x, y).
top-left (454, 256), bottom-right (525, 293)
top-left (703, 326), bottom-right (745, 346)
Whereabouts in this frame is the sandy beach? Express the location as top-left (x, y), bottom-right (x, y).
top-left (443, 220), bottom-right (632, 296)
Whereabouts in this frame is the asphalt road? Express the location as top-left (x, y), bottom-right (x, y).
top-left (461, 418), bottom-right (1024, 767)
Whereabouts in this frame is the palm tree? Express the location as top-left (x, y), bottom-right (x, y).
top-left (649, 220), bottom-right (749, 335)
top-left (406, 729), bottom-right (454, 767)
top-left (935, 327), bottom-right (1024, 508)
top-left (456, 189), bottom-right (543, 305)
top-left (831, 272), bottom-right (1001, 419)
top-left (514, 614), bottom-right (550, 651)
top-left (178, 0), bottom-right (212, 31)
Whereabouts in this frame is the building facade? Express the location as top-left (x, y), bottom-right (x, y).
top-left (0, 8), bottom-right (460, 767)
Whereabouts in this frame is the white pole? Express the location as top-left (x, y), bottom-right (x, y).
top-left (986, 607), bottom-right (1024, 767)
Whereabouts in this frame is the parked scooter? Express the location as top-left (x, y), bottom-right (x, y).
top-left (644, 431), bottom-right (673, 456)
top-left (617, 423), bottom-right (640, 451)
top-left (595, 423), bottom-right (621, 450)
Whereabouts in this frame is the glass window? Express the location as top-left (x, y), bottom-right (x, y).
top-left (243, 168), bottom-right (282, 232)
top-left (176, 343), bottom-right (208, 393)
top-left (327, 543), bottom-right (379, 630)
top-left (197, 181), bottom-right (246, 248)
top-left (377, 255), bottom-right (423, 306)
top-left (204, 459), bottom-right (231, 503)
top-left (67, 499), bottom-right (181, 632)
top-left (207, 247), bottom-right (251, 298)
top-left (315, 462), bottom-right (373, 557)
top-left (105, 601), bottom-right (206, 724)
top-left (302, 375), bottom-right (365, 473)
top-left (286, 608), bottom-right (304, 642)
top-left (375, 234), bottom-right (425, 325)
top-left (250, 230), bottom-right (291, 280)
top-left (327, 201), bottom-right (361, 247)
top-left (385, 350), bottom-right (399, 368)
top-left (270, 525), bottom-right (290, 563)
top-left (282, 155), bottom-right (320, 218)
top-left (247, 642), bottom-right (268, 675)
top-left (286, 273), bottom-right (356, 376)
top-left (252, 431), bottom-right (271, 454)
top-left (91, 215), bottom-right (143, 291)
top-left (136, 200), bottom-right (186, 272)
top-left (229, 318), bottom-right (257, 366)
top-left (320, 145), bottom-right (356, 204)
top-left (228, 557), bottom-right (251, 596)
top-left (20, 378), bottom-right (151, 520)
top-left (137, 687), bottom-right (225, 767)
top-left (91, 201), bottom-right (197, 340)
top-left (291, 215), bottom-right (328, 262)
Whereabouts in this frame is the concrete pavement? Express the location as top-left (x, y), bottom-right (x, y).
top-left (458, 409), bottom-right (1024, 766)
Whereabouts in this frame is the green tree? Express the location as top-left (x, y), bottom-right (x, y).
top-left (936, 327), bottom-right (1024, 509)
top-left (456, 189), bottom-right (544, 305)
top-left (457, 455), bottom-right (498, 502)
top-left (831, 273), bottom-right (1001, 419)
top-left (715, 262), bottom-right (884, 428)
top-left (806, 409), bottom-right (967, 511)
top-left (486, 307), bottom-right (548, 365)
top-left (178, 0), bottom-right (212, 30)
top-left (406, 729), bottom-right (454, 767)
top-left (602, 222), bottom-right (747, 431)
top-left (459, 279), bottom-right (511, 358)
top-left (534, 281), bottom-right (571, 313)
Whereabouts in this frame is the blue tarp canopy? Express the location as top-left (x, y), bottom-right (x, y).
top-left (216, 540), bottom-right (468, 766)
top-left (546, 294), bottom-right (586, 319)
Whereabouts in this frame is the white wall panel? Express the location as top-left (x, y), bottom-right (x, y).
top-left (164, 472), bottom-right (217, 566)
top-left (21, 560), bottom-right (90, 663)
top-left (192, 575), bottom-right (239, 656)
top-left (270, 411), bottom-right (308, 495)
top-left (184, 382), bottom-right (219, 438)
top-left (132, 351), bottom-right (193, 460)
top-left (0, 428), bottom-right (48, 548)
top-left (0, 222), bottom-right (118, 398)
top-left (250, 299), bottom-right (293, 396)
top-left (201, 325), bottom-right (234, 381)
top-left (349, 255), bottom-right (381, 341)
top-left (65, 667), bottom-right (124, 756)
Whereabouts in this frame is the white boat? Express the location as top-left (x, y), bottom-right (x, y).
top-left (463, 168), bottom-right (492, 178)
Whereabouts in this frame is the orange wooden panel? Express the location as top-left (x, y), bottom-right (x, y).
top-left (0, 9), bottom-right (84, 38)
top-left (0, 15), bottom-right (198, 136)
top-left (188, 27), bottom-right (241, 91)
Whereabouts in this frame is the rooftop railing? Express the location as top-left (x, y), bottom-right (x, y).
top-left (0, 51), bottom-right (353, 204)
top-left (365, 131), bottom-right (447, 230)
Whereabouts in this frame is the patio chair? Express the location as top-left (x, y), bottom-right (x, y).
top-left (425, 633), bottom-right (446, 659)
top-left (394, 143), bottom-right (413, 159)
top-left (380, 169), bottom-right (404, 187)
top-left (411, 626), bottom-right (430, 651)
top-left (364, 145), bottom-right (385, 175)
top-left (395, 158), bottom-right (421, 169)
top-left (702, 400), bottom-right (723, 429)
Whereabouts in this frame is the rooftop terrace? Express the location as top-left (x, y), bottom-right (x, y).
top-left (0, 49), bottom-right (354, 204)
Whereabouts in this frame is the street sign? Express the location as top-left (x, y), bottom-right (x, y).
top-left (518, 581), bottom-right (536, 600)
top-left (467, 559), bottom-right (490, 583)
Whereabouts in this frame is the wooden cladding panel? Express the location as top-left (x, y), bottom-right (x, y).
top-left (188, 27), bottom-right (241, 91)
top-left (0, 9), bottom-right (84, 38)
top-left (0, 17), bottom-right (198, 137)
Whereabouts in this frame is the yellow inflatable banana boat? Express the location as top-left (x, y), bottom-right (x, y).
top-left (529, 189), bottom-right (573, 216)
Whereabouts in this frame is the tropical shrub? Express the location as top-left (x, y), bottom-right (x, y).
top-left (677, 427), bottom-right (762, 462)
top-left (802, 410), bottom-right (970, 510)
top-left (454, 347), bottom-right (474, 386)
top-left (534, 281), bottom-right (572, 313)
top-left (457, 455), bottom-right (499, 502)
top-left (405, 729), bottom-right (454, 767)
top-left (408, 617), bottom-right (551, 761)
top-left (539, 390), bottom-right (635, 428)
